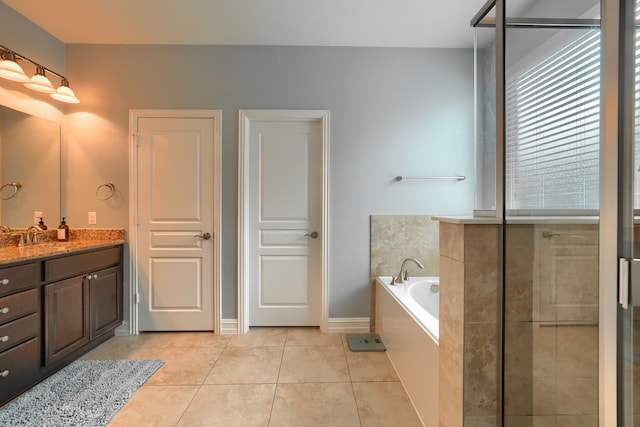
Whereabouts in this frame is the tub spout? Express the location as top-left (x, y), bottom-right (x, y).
top-left (391, 257), bottom-right (425, 285)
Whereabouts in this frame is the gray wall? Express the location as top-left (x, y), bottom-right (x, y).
top-left (64, 44), bottom-right (475, 319)
top-left (0, 3), bottom-right (65, 72)
top-left (1, 0), bottom-right (476, 320)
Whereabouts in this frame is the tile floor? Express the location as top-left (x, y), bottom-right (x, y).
top-left (80, 327), bottom-right (423, 427)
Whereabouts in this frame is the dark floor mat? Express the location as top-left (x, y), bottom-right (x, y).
top-left (346, 333), bottom-right (386, 351)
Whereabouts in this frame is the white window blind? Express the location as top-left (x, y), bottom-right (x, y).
top-left (506, 30), bottom-right (601, 211)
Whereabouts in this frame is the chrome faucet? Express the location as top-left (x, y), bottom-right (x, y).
top-left (25, 225), bottom-right (43, 245)
top-left (391, 257), bottom-right (425, 285)
top-left (0, 225), bottom-right (11, 233)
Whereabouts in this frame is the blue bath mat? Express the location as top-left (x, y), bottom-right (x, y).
top-left (346, 333), bottom-right (386, 352)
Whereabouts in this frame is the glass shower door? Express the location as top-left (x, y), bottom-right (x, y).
top-left (619, 0), bottom-right (640, 425)
top-left (499, 1), bottom-right (601, 426)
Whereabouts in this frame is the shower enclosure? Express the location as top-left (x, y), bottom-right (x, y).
top-left (472, 0), bottom-right (638, 425)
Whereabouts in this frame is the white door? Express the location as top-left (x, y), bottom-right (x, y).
top-left (248, 118), bottom-right (323, 326)
top-left (134, 111), bottom-right (220, 331)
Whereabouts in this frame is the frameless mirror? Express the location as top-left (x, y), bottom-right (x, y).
top-left (0, 105), bottom-right (60, 229)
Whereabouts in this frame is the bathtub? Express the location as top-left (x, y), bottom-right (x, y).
top-left (375, 276), bottom-right (439, 427)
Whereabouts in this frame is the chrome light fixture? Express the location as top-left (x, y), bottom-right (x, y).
top-left (0, 44), bottom-right (80, 103)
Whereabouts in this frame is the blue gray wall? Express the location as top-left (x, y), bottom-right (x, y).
top-left (1, 1), bottom-right (475, 320)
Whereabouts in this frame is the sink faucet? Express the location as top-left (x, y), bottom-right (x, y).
top-left (391, 257), bottom-right (425, 285)
top-left (25, 225), bottom-right (43, 245)
top-left (0, 225), bottom-right (11, 233)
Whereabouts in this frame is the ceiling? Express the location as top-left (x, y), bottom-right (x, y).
top-left (2, 0), bottom-right (491, 48)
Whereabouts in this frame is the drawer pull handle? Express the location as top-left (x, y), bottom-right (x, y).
top-left (0, 370), bottom-right (8, 377)
top-left (85, 274), bottom-right (92, 280)
top-left (0, 279), bottom-right (8, 285)
top-left (93, 274), bottom-right (98, 279)
top-left (0, 308), bottom-right (8, 314)
top-left (0, 336), bottom-right (7, 342)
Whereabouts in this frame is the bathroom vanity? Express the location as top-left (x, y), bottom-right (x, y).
top-left (0, 241), bottom-right (124, 406)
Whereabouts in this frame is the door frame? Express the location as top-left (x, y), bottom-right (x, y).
top-left (128, 109), bottom-right (222, 334)
top-left (237, 109), bottom-right (330, 334)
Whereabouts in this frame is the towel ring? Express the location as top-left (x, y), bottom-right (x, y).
top-left (96, 183), bottom-right (115, 200)
top-left (0, 182), bottom-right (22, 200)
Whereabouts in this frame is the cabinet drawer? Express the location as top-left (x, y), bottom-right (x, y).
top-left (0, 262), bottom-right (40, 297)
top-left (45, 246), bottom-right (122, 281)
top-left (0, 288), bottom-right (38, 325)
top-left (0, 337), bottom-right (40, 388)
top-left (0, 313), bottom-right (39, 353)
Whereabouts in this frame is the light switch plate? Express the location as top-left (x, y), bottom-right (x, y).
top-left (88, 211), bottom-right (97, 225)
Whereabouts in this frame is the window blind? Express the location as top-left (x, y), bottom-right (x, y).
top-left (506, 30), bottom-right (601, 210)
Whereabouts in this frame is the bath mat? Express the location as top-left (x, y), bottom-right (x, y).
top-left (347, 333), bottom-right (386, 352)
top-left (0, 359), bottom-right (164, 427)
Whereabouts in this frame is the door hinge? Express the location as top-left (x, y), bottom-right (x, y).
top-left (132, 133), bottom-right (140, 147)
top-left (135, 293), bottom-right (140, 304)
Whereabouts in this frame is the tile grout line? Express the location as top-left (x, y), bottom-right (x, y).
top-left (170, 337), bottom-right (230, 427)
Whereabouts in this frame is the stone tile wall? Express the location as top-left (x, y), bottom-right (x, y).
top-left (439, 221), bottom-right (599, 427)
top-left (370, 215), bottom-right (440, 331)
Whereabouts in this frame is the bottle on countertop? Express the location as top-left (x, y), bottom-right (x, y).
top-left (57, 217), bottom-right (69, 241)
top-left (38, 217), bottom-right (47, 230)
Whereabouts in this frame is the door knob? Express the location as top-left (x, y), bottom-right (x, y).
top-left (304, 231), bottom-right (319, 239)
top-left (194, 232), bottom-right (212, 240)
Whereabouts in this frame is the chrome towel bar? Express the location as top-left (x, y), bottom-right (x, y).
top-left (395, 175), bottom-right (466, 181)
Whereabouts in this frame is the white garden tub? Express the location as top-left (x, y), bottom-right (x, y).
top-left (375, 276), bottom-right (439, 427)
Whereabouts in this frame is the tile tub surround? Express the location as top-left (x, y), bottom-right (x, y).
top-left (79, 327), bottom-right (423, 427)
top-left (370, 215), bottom-right (439, 331)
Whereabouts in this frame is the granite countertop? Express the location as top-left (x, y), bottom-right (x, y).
top-left (0, 239), bottom-right (126, 265)
top-left (0, 228), bottom-right (126, 266)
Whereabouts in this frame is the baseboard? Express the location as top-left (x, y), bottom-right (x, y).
top-left (326, 317), bottom-right (371, 333)
top-left (115, 321), bottom-right (130, 336)
top-left (218, 317), bottom-right (369, 334)
top-left (220, 318), bottom-right (238, 335)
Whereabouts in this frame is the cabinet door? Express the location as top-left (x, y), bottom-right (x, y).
top-left (44, 276), bottom-right (90, 365)
top-left (90, 266), bottom-right (122, 339)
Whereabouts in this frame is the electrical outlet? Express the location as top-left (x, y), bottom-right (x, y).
top-left (88, 211), bottom-right (97, 225)
top-left (34, 211), bottom-right (43, 225)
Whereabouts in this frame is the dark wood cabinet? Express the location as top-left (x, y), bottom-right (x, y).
top-left (0, 244), bottom-right (123, 406)
top-left (0, 284), bottom-right (40, 393)
top-left (90, 265), bottom-right (122, 340)
top-left (44, 276), bottom-right (90, 364)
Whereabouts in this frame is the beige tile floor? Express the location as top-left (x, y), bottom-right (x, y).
top-left (80, 327), bottom-right (423, 427)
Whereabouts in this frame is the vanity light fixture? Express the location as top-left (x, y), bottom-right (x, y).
top-left (24, 66), bottom-right (55, 93)
top-left (0, 51), bottom-right (29, 82)
top-left (51, 78), bottom-right (79, 104)
top-left (0, 44), bottom-right (80, 103)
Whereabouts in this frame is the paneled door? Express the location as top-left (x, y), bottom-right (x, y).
top-left (244, 112), bottom-right (325, 326)
top-left (132, 110), bottom-right (220, 331)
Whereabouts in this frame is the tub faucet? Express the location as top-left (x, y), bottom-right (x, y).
top-left (391, 257), bottom-right (425, 285)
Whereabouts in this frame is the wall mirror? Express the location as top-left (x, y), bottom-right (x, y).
top-left (0, 105), bottom-right (60, 229)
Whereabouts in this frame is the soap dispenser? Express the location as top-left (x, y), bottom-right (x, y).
top-left (38, 217), bottom-right (47, 230)
top-left (57, 217), bottom-right (69, 241)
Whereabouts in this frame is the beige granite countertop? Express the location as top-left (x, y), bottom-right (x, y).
top-left (0, 228), bottom-right (126, 265)
top-left (0, 239), bottom-right (126, 265)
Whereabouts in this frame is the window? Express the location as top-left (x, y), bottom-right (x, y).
top-left (505, 30), bottom-right (601, 211)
